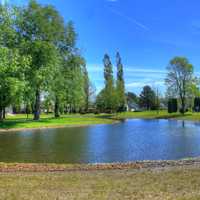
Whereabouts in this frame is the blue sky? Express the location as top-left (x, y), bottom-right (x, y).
top-left (3, 0), bottom-right (200, 94)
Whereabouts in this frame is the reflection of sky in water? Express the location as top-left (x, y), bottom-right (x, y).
top-left (1, 119), bottom-right (200, 163)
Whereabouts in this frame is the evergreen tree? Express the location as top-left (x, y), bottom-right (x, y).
top-left (116, 52), bottom-right (126, 112)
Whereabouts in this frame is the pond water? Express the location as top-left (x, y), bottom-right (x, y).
top-left (1, 119), bottom-right (200, 164)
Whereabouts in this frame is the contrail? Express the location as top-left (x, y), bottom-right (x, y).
top-left (109, 8), bottom-right (150, 31)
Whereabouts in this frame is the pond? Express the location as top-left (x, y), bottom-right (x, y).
top-left (1, 119), bottom-right (200, 164)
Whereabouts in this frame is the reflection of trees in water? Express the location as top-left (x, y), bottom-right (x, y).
top-left (182, 121), bottom-right (185, 128)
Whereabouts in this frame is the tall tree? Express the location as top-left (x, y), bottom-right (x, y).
top-left (102, 54), bottom-right (116, 113)
top-left (0, 5), bottom-right (30, 120)
top-left (0, 47), bottom-right (30, 121)
top-left (116, 52), bottom-right (126, 112)
top-left (56, 21), bottom-right (88, 114)
top-left (83, 64), bottom-right (90, 112)
top-left (139, 85), bottom-right (156, 110)
top-left (17, 0), bottom-right (65, 120)
top-left (165, 57), bottom-right (194, 114)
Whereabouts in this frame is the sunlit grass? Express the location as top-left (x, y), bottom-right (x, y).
top-left (0, 114), bottom-right (115, 129)
top-left (1, 111), bottom-right (200, 130)
top-left (1, 167), bottom-right (200, 199)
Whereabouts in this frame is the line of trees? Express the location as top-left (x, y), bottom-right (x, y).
top-left (0, 0), bottom-right (91, 121)
top-left (2, 2), bottom-right (200, 120)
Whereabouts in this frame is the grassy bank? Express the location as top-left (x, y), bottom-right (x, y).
top-left (0, 114), bottom-right (116, 130)
top-left (1, 111), bottom-right (200, 130)
top-left (1, 165), bottom-right (200, 199)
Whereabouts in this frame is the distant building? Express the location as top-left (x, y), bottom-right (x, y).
top-left (126, 102), bottom-right (140, 112)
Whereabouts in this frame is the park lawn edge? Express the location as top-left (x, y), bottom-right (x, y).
top-left (1, 111), bottom-right (200, 131)
top-left (0, 121), bottom-right (118, 133)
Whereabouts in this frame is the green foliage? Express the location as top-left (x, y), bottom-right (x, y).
top-left (116, 52), bottom-right (126, 112)
top-left (0, 0), bottom-right (91, 120)
top-left (165, 57), bottom-right (194, 114)
top-left (96, 54), bottom-right (117, 113)
top-left (0, 47), bottom-right (30, 120)
top-left (126, 92), bottom-right (139, 104)
top-left (139, 85), bottom-right (156, 110)
top-left (0, 4), bottom-right (17, 48)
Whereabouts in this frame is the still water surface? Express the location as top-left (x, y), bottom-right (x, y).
top-left (1, 119), bottom-right (200, 163)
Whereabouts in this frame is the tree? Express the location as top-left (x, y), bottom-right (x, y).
top-left (0, 47), bottom-right (30, 121)
top-left (165, 57), bottom-right (194, 114)
top-left (54, 21), bottom-right (88, 115)
top-left (139, 85), bottom-right (156, 110)
top-left (0, 4), bottom-right (17, 49)
top-left (0, 5), bottom-right (30, 120)
top-left (17, 0), bottom-right (65, 120)
top-left (116, 52), bottom-right (126, 112)
top-left (96, 89), bottom-right (106, 113)
top-left (83, 64), bottom-right (90, 112)
top-left (126, 92), bottom-right (139, 104)
top-left (102, 54), bottom-right (116, 113)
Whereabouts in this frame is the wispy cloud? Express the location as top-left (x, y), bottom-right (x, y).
top-left (87, 64), bottom-right (166, 93)
top-left (108, 8), bottom-right (150, 31)
top-left (87, 64), bottom-right (166, 75)
top-left (126, 81), bottom-right (165, 89)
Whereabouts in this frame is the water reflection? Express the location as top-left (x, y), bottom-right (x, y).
top-left (0, 119), bottom-right (200, 163)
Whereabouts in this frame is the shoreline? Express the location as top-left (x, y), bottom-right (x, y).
top-left (0, 120), bottom-right (120, 133)
top-left (0, 158), bottom-right (200, 173)
top-left (0, 124), bottom-right (100, 133)
top-left (0, 116), bottom-right (200, 132)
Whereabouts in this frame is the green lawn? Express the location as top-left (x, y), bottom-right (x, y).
top-left (115, 110), bottom-right (200, 120)
top-left (1, 111), bottom-right (200, 130)
top-left (0, 114), bottom-right (116, 130)
top-left (1, 167), bottom-right (200, 199)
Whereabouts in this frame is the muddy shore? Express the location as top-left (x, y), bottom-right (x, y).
top-left (0, 158), bottom-right (200, 173)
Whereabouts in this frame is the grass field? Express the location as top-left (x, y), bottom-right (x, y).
top-left (1, 111), bottom-right (200, 130)
top-left (1, 166), bottom-right (200, 199)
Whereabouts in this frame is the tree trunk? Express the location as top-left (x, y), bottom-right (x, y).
top-left (0, 106), bottom-right (3, 121)
top-left (3, 108), bottom-right (5, 119)
top-left (54, 96), bottom-right (60, 118)
top-left (34, 89), bottom-right (40, 120)
top-left (181, 97), bottom-right (185, 115)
